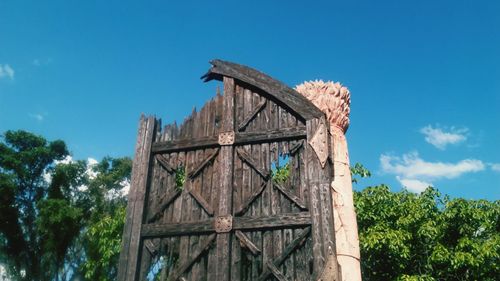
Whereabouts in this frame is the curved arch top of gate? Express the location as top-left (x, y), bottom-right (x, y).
top-left (118, 60), bottom-right (340, 281)
top-left (201, 59), bottom-right (324, 121)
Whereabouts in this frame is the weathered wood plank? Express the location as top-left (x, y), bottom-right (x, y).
top-left (238, 98), bottom-right (267, 131)
top-left (155, 154), bottom-right (176, 174)
top-left (257, 227), bottom-right (311, 281)
top-left (289, 140), bottom-right (304, 156)
top-left (147, 188), bottom-right (182, 223)
top-left (169, 233), bottom-right (216, 281)
top-left (235, 230), bottom-right (261, 256)
top-left (216, 76), bottom-right (234, 281)
top-left (202, 59), bottom-right (323, 121)
top-left (235, 181), bottom-right (267, 216)
top-left (236, 147), bottom-right (270, 180)
top-left (306, 118), bottom-right (326, 276)
top-left (233, 213), bottom-right (312, 231)
top-left (266, 261), bottom-right (288, 281)
top-left (186, 186), bottom-right (214, 216)
top-left (273, 182), bottom-right (308, 210)
top-left (118, 115), bottom-right (157, 281)
top-left (151, 126), bottom-right (307, 153)
top-left (187, 148), bottom-right (220, 179)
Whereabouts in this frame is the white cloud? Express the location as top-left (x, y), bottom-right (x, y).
top-left (380, 151), bottom-right (485, 192)
top-left (29, 113), bottom-right (45, 122)
top-left (55, 155), bottom-right (74, 165)
top-left (381, 152), bottom-right (484, 179)
top-left (0, 64), bottom-right (15, 80)
top-left (33, 57), bottom-right (52, 66)
top-left (397, 177), bottom-right (433, 193)
top-left (490, 163), bottom-right (500, 172)
top-left (86, 157), bottom-right (98, 180)
top-left (420, 125), bottom-right (467, 150)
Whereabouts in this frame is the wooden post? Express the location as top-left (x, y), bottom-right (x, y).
top-left (305, 117), bottom-right (340, 280)
top-left (117, 115), bottom-right (157, 281)
top-left (216, 77), bottom-right (235, 281)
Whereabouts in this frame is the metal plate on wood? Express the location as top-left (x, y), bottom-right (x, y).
top-left (218, 131), bottom-right (235, 145)
top-left (214, 215), bottom-right (233, 233)
top-left (309, 122), bottom-right (329, 168)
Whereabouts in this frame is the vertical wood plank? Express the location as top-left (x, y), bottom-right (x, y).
top-left (216, 77), bottom-right (235, 281)
top-left (305, 118), bottom-right (326, 277)
top-left (231, 85), bottom-right (244, 280)
top-left (118, 115), bottom-right (157, 281)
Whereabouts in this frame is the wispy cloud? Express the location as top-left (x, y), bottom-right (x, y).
top-left (33, 58), bottom-right (53, 67)
top-left (29, 113), bottom-right (45, 122)
top-left (420, 125), bottom-right (467, 150)
top-left (396, 177), bottom-right (433, 193)
top-left (0, 64), bottom-right (15, 80)
top-left (380, 151), bottom-right (485, 193)
top-left (490, 163), bottom-right (500, 172)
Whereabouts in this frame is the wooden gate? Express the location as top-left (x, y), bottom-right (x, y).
top-left (118, 60), bottom-right (340, 281)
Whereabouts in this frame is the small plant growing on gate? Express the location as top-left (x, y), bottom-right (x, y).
top-left (175, 166), bottom-right (185, 190)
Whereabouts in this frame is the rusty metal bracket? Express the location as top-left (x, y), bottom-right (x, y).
top-left (218, 131), bottom-right (235, 145)
top-left (309, 122), bottom-right (329, 168)
top-left (214, 215), bottom-right (233, 233)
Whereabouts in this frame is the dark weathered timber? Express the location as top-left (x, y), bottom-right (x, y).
top-left (202, 59), bottom-right (323, 121)
top-left (118, 116), bottom-right (157, 281)
top-left (186, 186), bottom-right (214, 216)
top-left (231, 89), bottom-right (244, 281)
top-left (235, 230), bottom-right (261, 256)
top-left (216, 76), bottom-right (234, 281)
top-left (238, 98), bottom-right (267, 131)
top-left (257, 227), bottom-right (311, 281)
top-left (306, 118), bottom-right (327, 276)
top-left (235, 181), bottom-right (267, 216)
top-left (289, 140), bottom-right (304, 155)
top-left (151, 126), bottom-right (306, 154)
top-left (155, 154), bottom-right (176, 174)
top-left (142, 218), bottom-right (214, 238)
top-left (266, 261), bottom-right (288, 281)
top-left (236, 147), bottom-right (270, 180)
top-left (233, 213), bottom-right (312, 231)
top-left (120, 60), bottom-right (340, 281)
top-left (169, 233), bottom-right (216, 281)
top-left (144, 239), bottom-right (160, 255)
top-left (273, 182), bottom-right (308, 210)
top-left (187, 148), bottom-right (219, 179)
top-left (147, 188), bottom-right (182, 223)
top-left (151, 135), bottom-right (218, 153)
top-left (237, 126), bottom-right (306, 145)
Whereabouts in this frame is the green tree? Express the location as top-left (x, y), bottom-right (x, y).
top-left (355, 185), bottom-right (499, 281)
top-left (80, 157), bottom-right (131, 281)
top-left (0, 130), bottom-right (81, 281)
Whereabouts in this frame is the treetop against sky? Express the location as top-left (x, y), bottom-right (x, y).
top-left (0, 0), bottom-right (498, 200)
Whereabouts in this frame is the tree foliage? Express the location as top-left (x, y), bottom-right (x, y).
top-left (355, 185), bottom-right (499, 281)
top-left (0, 130), bottom-right (132, 281)
top-left (0, 130), bottom-right (72, 280)
top-left (1, 130), bottom-right (498, 281)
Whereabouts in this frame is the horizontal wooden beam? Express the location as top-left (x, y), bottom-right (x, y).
top-left (141, 212), bottom-right (311, 238)
top-left (233, 212), bottom-right (311, 231)
top-left (152, 135), bottom-right (219, 154)
top-left (142, 220), bottom-right (214, 238)
top-left (151, 127), bottom-right (306, 154)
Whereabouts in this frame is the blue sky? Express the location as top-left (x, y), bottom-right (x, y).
top-left (0, 0), bottom-right (498, 199)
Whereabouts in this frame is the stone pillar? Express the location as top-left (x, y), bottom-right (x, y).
top-left (296, 80), bottom-right (362, 281)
